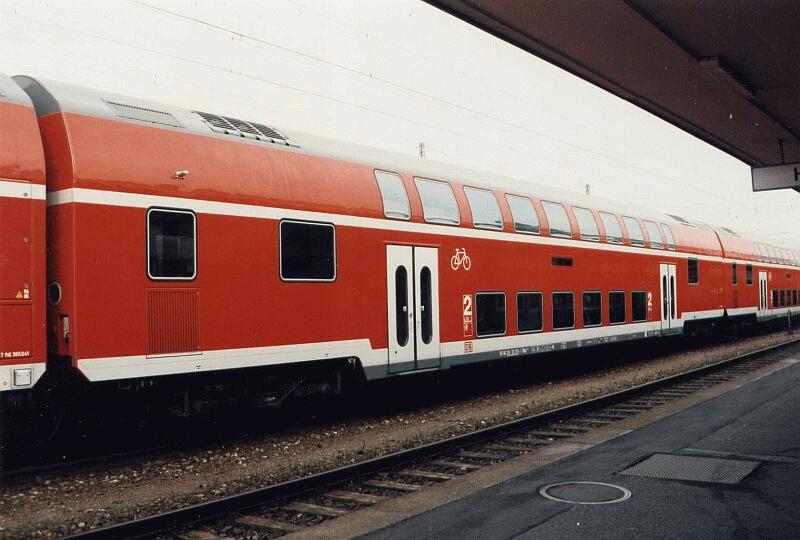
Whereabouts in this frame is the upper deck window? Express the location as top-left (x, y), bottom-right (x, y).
top-left (542, 201), bottom-right (573, 238)
top-left (643, 220), bottom-right (664, 249)
top-left (622, 216), bottom-right (645, 246)
top-left (573, 207), bottom-right (600, 241)
top-left (464, 187), bottom-right (503, 230)
top-left (767, 246), bottom-right (778, 264)
top-left (414, 178), bottom-right (460, 225)
top-left (147, 208), bottom-right (197, 280)
top-left (374, 171), bottom-right (410, 220)
top-left (754, 243), bottom-right (765, 262)
top-left (660, 224), bottom-right (676, 250)
top-left (505, 194), bottom-right (540, 234)
top-left (599, 212), bottom-right (624, 244)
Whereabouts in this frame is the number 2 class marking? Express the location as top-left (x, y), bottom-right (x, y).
top-left (463, 294), bottom-right (472, 316)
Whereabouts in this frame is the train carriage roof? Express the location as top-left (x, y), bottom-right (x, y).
top-left (0, 74), bottom-right (45, 184)
top-left (11, 74), bottom-right (790, 260)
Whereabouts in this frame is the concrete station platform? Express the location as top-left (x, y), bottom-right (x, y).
top-left (288, 344), bottom-right (800, 539)
top-left (363, 350), bottom-right (800, 539)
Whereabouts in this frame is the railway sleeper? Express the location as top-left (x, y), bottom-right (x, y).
top-left (362, 479), bottom-right (423, 492)
top-left (325, 490), bottom-right (388, 505)
top-left (283, 501), bottom-right (349, 518)
top-left (458, 450), bottom-right (509, 460)
top-left (236, 515), bottom-right (305, 533)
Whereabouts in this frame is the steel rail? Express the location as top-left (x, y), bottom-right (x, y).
top-left (67, 337), bottom-right (800, 539)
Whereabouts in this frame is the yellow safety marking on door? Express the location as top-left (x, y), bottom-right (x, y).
top-left (15, 291), bottom-right (22, 299)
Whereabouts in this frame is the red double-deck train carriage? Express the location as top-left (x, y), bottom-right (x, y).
top-left (1, 73), bottom-right (798, 418)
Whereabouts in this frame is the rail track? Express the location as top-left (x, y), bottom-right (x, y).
top-left (66, 338), bottom-right (799, 540)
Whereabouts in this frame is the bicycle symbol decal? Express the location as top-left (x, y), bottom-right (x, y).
top-left (450, 248), bottom-right (472, 270)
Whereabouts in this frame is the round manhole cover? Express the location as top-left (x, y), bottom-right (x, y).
top-left (539, 482), bottom-right (631, 505)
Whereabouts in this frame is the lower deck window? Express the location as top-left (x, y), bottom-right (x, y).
top-left (746, 264), bottom-right (753, 285)
top-left (280, 220), bottom-right (336, 281)
top-left (609, 291), bottom-right (626, 324)
top-left (780, 290), bottom-right (786, 307)
top-left (147, 208), bottom-right (197, 280)
top-left (794, 290), bottom-right (798, 306)
top-left (517, 292), bottom-right (543, 333)
top-left (582, 292), bottom-right (601, 327)
top-left (552, 292), bottom-right (575, 330)
top-left (772, 290), bottom-right (778, 307)
top-left (632, 291), bottom-right (647, 322)
top-left (476, 292), bottom-right (506, 337)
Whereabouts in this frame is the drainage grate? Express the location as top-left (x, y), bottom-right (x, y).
top-left (620, 453), bottom-right (760, 485)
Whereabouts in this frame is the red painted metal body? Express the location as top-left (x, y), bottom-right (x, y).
top-left (1, 74), bottom-right (798, 394)
top-left (0, 86), bottom-right (47, 391)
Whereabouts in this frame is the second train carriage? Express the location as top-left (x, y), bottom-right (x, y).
top-left (2, 73), bottom-right (800, 414)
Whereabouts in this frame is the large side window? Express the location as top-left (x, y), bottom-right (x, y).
top-left (767, 246), bottom-right (778, 264)
top-left (772, 289), bottom-right (778, 308)
top-left (609, 291), bottom-right (626, 324)
top-left (582, 291), bottom-right (602, 327)
top-left (599, 212), bottom-right (624, 244)
top-left (374, 170), bottom-right (410, 220)
top-left (746, 264), bottom-right (753, 285)
top-left (632, 291), bottom-right (647, 322)
top-left (476, 292), bottom-right (506, 337)
top-left (542, 201), bottom-right (573, 238)
top-left (280, 220), bottom-right (336, 281)
top-left (517, 292), bottom-right (543, 333)
top-left (643, 220), bottom-right (663, 249)
top-left (506, 194), bottom-right (540, 234)
top-left (464, 187), bottom-right (503, 230)
top-left (688, 258), bottom-right (699, 284)
top-left (147, 208), bottom-right (197, 280)
top-left (732, 262), bottom-right (738, 285)
top-left (573, 207), bottom-right (600, 241)
top-left (415, 178), bottom-right (460, 225)
top-left (660, 224), bottom-right (676, 250)
top-left (552, 292), bottom-right (575, 330)
top-left (622, 216), bottom-right (645, 246)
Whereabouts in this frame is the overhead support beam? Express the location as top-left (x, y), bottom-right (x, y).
top-left (425, 1), bottom-right (800, 173)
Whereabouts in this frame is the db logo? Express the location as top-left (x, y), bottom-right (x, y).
top-left (451, 248), bottom-right (472, 270)
top-left (464, 341), bottom-right (474, 353)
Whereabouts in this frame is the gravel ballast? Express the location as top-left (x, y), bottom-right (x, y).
top-left (0, 332), bottom-right (795, 538)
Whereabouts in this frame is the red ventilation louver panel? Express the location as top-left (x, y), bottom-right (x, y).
top-left (147, 289), bottom-right (200, 356)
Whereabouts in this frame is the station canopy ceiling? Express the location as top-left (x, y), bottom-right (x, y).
top-left (426, 0), bottom-right (800, 167)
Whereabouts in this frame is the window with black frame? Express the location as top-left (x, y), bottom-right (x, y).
top-left (688, 258), bottom-right (699, 284)
top-left (476, 292), bottom-right (506, 337)
top-left (552, 292), bottom-right (575, 330)
top-left (582, 292), bottom-right (601, 326)
top-left (517, 292), bottom-right (543, 333)
top-left (632, 291), bottom-right (647, 322)
top-left (147, 208), bottom-right (196, 280)
top-left (609, 291), bottom-right (626, 324)
top-left (280, 220), bottom-right (336, 281)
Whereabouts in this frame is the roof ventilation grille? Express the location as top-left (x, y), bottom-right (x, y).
top-left (666, 213), bottom-right (695, 227)
top-left (104, 100), bottom-right (183, 128)
top-left (193, 111), bottom-right (291, 146)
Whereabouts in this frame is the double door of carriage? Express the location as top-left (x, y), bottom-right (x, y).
top-left (659, 264), bottom-right (678, 331)
top-left (386, 246), bottom-right (440, 372)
